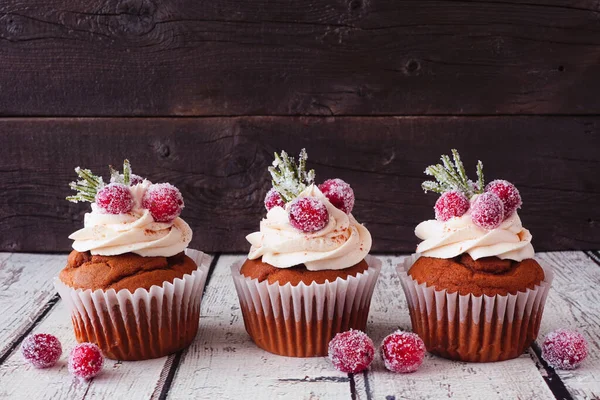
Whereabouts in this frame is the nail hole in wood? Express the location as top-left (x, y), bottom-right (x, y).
top-left (406, 59), bottom-right (420, 73)
top-left (558, 65), bottom-right (565, 72)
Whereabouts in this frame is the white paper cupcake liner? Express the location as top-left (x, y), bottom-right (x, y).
top-left (397, 254), bottom-right (554, 362)
top-left (231, 255), bottom-right (382, 357)
top-left (55, 249), bottom-right (210, 361)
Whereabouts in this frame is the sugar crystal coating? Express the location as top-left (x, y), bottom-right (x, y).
top-left (288, 196), bottom-right (329, 233)
top-left (381, 331), bottom-right (426, 373)
top-left (264, 187), bottom-right (285, 211)
top-left (20, 333), bottom-right (62, 368)
top-left (68, 343), bottom-right (104, 380)
top-left (485, 180), bottom-right (522, 219)
top-left (470, 192), bottom-right (504, 230)
top-left (95, 183), bottom-right (134, 214)
top-left (542, 329), bottom-right (588, 370)
top-left (318, 179), bottom-right (355, 214)
top-left (434, 190), bottom-right (470, 221)
top-left (328, 330), bottom-right (375, 373)
top-left (142, 183), bottom-right (184, 222)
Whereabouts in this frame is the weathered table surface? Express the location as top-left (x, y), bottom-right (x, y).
top-left (0, 252), bottom-right (598, 400)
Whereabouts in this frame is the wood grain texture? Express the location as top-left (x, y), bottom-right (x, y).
top-left (355, 255), bottom-right (556, 400)
top-left (535, 252), bottom-right (600, 399)
top-left (1, 116), bottom-right (598, 253)
top-left (168, 255), bottom-right (353, 400)
top-left (0, 253), bottom-right (65, 360)
top-left (0, 0), bottom-right (599, 116)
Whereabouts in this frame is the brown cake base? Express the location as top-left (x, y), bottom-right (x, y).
top-left (233, 257), bottom-right (381, 357)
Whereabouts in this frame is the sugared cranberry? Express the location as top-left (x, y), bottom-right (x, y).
top-left (470, 192), bottom-right (504, 230)
top-left (142, 183), bottom-right (184, 222)
top-left (96, 183), bottom-right (134, 214)
top-left (542, 329), bottom-right (588, 370)
top-left (288, 196), bottom-right (329, 233)
top-left (68, 343), bottom-right (104, 380)
top-left (318, 179), bottom-right (355, 214)
top-left (20, 333), bottom-right (62, 368)
top-left (328, 330), bottom-right (375, 373)
top-left (264, 188), bottom-right (284, 211)
top-left (485, 180), bottom-right (522, 219)
top-left (434, 190), bottom-right (470, 221)
top-left (381, 331), bottom-right (426, 373)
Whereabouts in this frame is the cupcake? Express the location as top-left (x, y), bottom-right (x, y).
top-left (232, 149), bottom-right (381, 357)
top-left (398, 149), bottom-right (553, 362)
top-left (56, 160), bottom-right (210, 361)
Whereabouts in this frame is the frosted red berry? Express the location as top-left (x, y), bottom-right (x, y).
top-left (434, 190), bottom-right (470, 221)
top-left (381, 331), bottom-right (426, 373)
top-left (288, 196), bottom-right (329, 233)
top-left (542, 329), bottom-right (588, 370)
top-left (318, 179), bottom-right (355, 214)
top-left (470, 192), bottom-right (505, 230)
top-left (485, 180), bottom-right (522, 218)
top-left (20, 333), bottom-right (62, 368)
top-left (95, 183), bottom-right (134, 214)
top-left (68, 343), bottom-right (104, 380)
top-left (328, 330), bottom-right (375, 373)
top-left (264, 188), bottom-right (285, 211)
top-left (142, 183), bottom-right (184, 222)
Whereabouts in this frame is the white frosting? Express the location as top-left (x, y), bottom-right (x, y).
top-left (247, 185), bottom-right (372, 271)
top-left (70, 181), bottom-right (192, 257)
top-left (415, 212), bottom-right (534, 261)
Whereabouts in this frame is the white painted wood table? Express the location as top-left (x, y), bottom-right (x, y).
top-left (0, 252), bottom-right (599, 400)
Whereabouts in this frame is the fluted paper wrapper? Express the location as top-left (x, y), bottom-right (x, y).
top-left (231, 256), bottom-right (381, 357)
top-left (55, 249), bottom-right (210, 361)
top-left (397, 254), bottom-right (553, 362)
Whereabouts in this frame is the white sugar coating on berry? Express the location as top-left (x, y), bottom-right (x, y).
top-left (96, 183), bottom-right (134, 214)
top-left (485, 179), bottom-right (522, 218)
top-left (318, 178), bottom-right (355, 214)
top-left (542, 329), bottom-right (588, 370)
top-left (471, 192), bottom-right (504, 230)
top-left (68, 343), bottom-right (104, 380)
top-left (142, 183), bottom-right (184, 222)
top-left (264, 187), bottom-right (285, 211)
top-left (381, 330), bottom-right (426, 374)
top-left (328, 330), bottom-right (375, 373)
top-left (20, 333), bottom-right (62, 369)
top-left (434, 190), bottom-right (470, 221)
top-left (288, 196), bottom-right (329, 233)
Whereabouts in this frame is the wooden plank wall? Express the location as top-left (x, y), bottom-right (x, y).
top-left (1, 0), bottom-right (599, 252)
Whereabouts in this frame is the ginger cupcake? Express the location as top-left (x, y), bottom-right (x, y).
top-left (56, 160), bottom-right (210, 361)
top-left (232, 149), bottom-right (381, 357)
top-left (398, 150), bottom-right (553, 362)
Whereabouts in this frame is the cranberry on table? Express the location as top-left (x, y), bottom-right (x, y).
top-left (485, 180), bottom-right (522, 219)
top-left (68, 343), bottom-right (104, 380)
top-left (21, 333), bottom-right (62, 368)
top-left (142, 183), bottom-right (185, 222)
top-left (470, 192), bottom-right (505, 230)
top-left (434, 190), bottom-right (470, 221)
top-left (542, 329), bottom-right (588, 370)
top-left (381, 331), bottom-right (426, 373)
top-left (318, 178), bottom-right (355, 214)
top-left (264, 187), bottom-right (285, 211)
top-left (328, 330), bottom-right (375, 373)
top-left (288, 196), bottom-right (329, 233)
top-left (95, 183), bottom-right (134, 214)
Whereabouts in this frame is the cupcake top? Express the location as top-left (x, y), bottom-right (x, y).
top-left (416, 149), bottom-right (534, 261)
top-left (247, 149), bottom-right (372, 271)
top-left (66, 160), bottom-right (192, 257)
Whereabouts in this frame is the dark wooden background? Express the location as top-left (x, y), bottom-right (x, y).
top-left (1, 0), bottom-right (599, 253)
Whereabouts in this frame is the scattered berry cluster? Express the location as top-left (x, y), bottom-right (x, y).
top-left (328, 329), bottom-right (426, 374)
top-left (21, 333), bottom-right (104, 380)
top-left (68, 160), bottom-right (184, 223)
top-left (424, 150), bottom-right (522, 230)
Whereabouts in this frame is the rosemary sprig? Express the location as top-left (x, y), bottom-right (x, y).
top-left (421, 149), bottom-right (484, 197)
top-left (66, 167), bottom-right (104, 203)
top-left (109, 159), bottom-right (132, 185)
top-left (268, 149), bottom-right (315, 202)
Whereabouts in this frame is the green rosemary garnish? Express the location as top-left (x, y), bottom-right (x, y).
top-left (268, 149), bottom-right (316, 202)
top-left (422, 149), bottom-right (484, 197)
